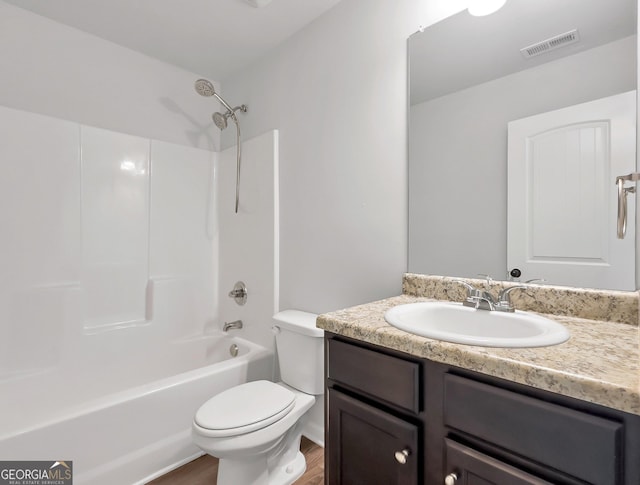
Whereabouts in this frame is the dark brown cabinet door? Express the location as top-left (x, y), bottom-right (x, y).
top-left (327, 389), bottom-right (419, 485)
top-left (444, 439), bottom-right (553, 485)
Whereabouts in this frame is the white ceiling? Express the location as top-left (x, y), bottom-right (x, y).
top-left (2, 0), bottom-right (344, 81)
top-left (410, 0), bottom-right (637, 105)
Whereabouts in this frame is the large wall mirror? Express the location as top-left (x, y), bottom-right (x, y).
top-left (408, 0), bottom-right (638, 291)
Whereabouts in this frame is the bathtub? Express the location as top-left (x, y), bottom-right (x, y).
top-left (0, 334), bottom-right (274, 485)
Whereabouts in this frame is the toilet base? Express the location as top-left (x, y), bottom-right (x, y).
top-left (218, 456), bottom-right (269, 485)
top-left (216, 448), bottom-right (306, 485)
top-left (211, 417), bottom-right (310, 485)
top-left (270, 450), bottom-right (306, 485)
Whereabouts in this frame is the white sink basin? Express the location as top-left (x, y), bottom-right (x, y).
top-left (384, 302), bottom-right (570, 348)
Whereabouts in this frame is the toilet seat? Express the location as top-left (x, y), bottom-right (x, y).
top-left (194, 380), bottom-right (296, 437)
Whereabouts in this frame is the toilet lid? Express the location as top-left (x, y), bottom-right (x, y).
top-left (195, 380), bottom-right (295, 435)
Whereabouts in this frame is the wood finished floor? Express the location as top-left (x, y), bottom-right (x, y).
top-left (147, 437), bottom-right (324, 485)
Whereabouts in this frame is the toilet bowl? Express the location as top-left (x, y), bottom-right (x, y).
top-left (192, 310), bottom-right (323, 485)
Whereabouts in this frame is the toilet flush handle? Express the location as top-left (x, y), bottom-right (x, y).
top-left (271, 325), bottom-right (281, 335)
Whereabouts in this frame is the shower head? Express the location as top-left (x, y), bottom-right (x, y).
top-left (213, 111), bottom-right (228, 130)
top-left (194, 78), bottom-right (237, 115)
top-left (195, 78), bottom-right (247, 133)
top-left (194, 78), bottom-right (216, 97)
top-left (212, 105), bottom-right (248, 131)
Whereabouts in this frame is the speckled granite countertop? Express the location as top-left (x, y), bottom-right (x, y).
top-left (318, 292), bottom-right (640, 415)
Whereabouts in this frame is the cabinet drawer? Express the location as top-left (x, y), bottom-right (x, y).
top-left (445, 439), bottom-right (552, 484)
top-left (444, 374), bottom-right (622, 485)
top-left (327, 338), bottom-right (420, 413)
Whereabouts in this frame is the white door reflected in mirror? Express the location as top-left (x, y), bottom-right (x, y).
top-left (507, 91), bottom-right (636, 291)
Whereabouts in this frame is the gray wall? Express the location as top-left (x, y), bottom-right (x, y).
top-left (409, 36), bottom-right (637, 280)
top-left (220, 0), bottom-right (440, 313)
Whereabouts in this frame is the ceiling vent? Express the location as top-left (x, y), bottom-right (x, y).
top-left (520, 29), bottom-right (580, 59)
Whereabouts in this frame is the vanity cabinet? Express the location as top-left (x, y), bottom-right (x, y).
top-left (325, 333), bottom-right (640, 485)
top-left (326, 338), bottom-right (422, 485)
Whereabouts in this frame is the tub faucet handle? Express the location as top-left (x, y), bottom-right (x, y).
top-left (228, 281), bottom-right (247, 305)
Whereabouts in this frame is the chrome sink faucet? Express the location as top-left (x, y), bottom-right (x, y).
top-left (494, 286), bottom-right (529, 312)
top-left (453, 279), bottom-right (532, 312)
top-left (454, 280), bottom-right (496, 311)
top-left (495, 279), bottom-right (543, 312)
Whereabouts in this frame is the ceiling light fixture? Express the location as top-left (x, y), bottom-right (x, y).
top-left (468, 0), bottom-right (507, 17)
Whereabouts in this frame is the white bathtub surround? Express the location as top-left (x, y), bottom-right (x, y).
top-left (0, 4), bottom-right (283, 482)
top-left (149, 139), bottom-right (220, 339)
top-left (81, 126), bottom-right (152, 329)
top-left (0, 103), bottom-right (282, 483)
top-left (218, 130), bottom-right (280, 350)
top-left (0, 107), bottom-right (80, 376)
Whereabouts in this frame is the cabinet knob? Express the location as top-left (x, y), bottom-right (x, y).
top-left (444, 473), bottom-right (458, 485)
top-left (394, 448), bottom-right (411, 464)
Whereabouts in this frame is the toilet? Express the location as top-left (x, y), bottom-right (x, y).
top-left (192, 310), bottom-right (324, 485)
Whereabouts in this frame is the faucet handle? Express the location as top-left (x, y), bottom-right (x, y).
top-left (451, 279), bottom-right (479, 297)
top-left (452, 279), bottom-right (496, 310)
top-left (496, 285), bottom-right (529, 312)
top-left (228, 281), bottom-right (247, 306)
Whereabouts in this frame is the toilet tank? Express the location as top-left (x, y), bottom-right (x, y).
top-left (273, 310), bottom-right (324, 395)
